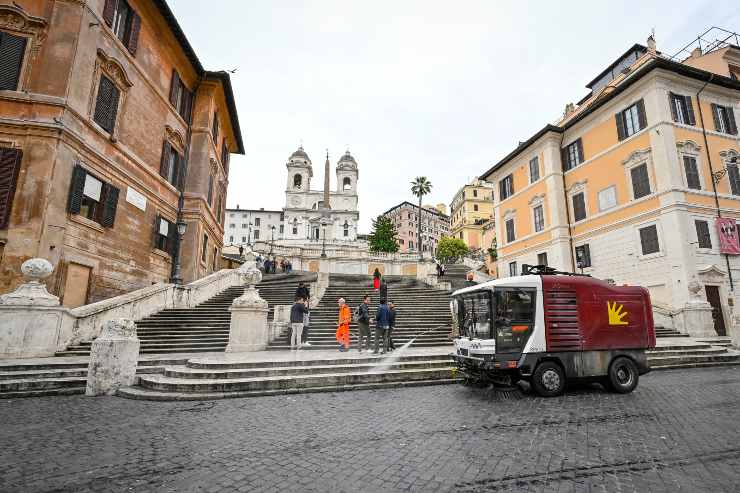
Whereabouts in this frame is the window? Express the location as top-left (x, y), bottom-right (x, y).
top-left (253, 230), bottom-right (259, 240)
top-left (473, 204), bottom-right (478, 212)
top-left (529, 157), bottom-right (540, 182)
top-left (572, 192), bottom-right (586, 222)
top-left (221, 142), bottom-right (230, 173)
top-left (254, 218), bottom-right (261, 226)
top-left (159, 142), bottom-right (184, 190)
top-left (169, 70), bottom-right (193, 122)
top-left (457, 292), bottom-right (492, 340)
top-left (343, 177), bottom-right (351, 190)
top-left (212, 111), bottom-right (219, 144)
top-left (631, 163), bottom-right (651, 199)
top-left (508, 261), bottom-right (518, 277)
top-left (533, 205), bottom-right (545, 232)
top-left (93, 76), bottom-right (120, 134)
top-left (493, 288), bottom-right (535, 353)
top-left (598, 186), bottom-right (617, 212)
top-left (669, 93), bottom-right (695, 125)
top-left (728, 161), bottom-right (740, 196)
top-left (279, 224), bottom-right (284, 234)
top-left (615, 99), bottom-right (647, 140)
top-left (293, 174), bottom-right (302, 189)
top-left (201, 235), bottom-right (208, 263)
top-left (409, 241), bottom-right (414, 250)
top-left (473, 189), bottom-right (478, 197)
top-left (0, 31), bottom-right (27, 91)
top-left (711, 104), bottom-right (738, 135)
top-left (154, 216), bottom-right (176, 254)
top-left (0, 147), bottom-right (22, 229)
top-left (639, 225), bottom-right (660, 255)
top-left (229, 223), bottom-right (235, 229)
top-left (102, 0), bottom-right (141, 55)
top-left (207, 174), bottom-right (214, 206)
top-left (695, 220), bottom-right (712, 249)
top-left (562, 139), bottom-right (583, 171)
top-left (575, 244), bottom-right (591, 268)
top-left (67, 165), bottom-right (119, 227)
top-left (683, 156), bottom-right (701, 190)
top-left (505, 218), bottom-right (515, 243)
top-left (499, 174), bottom-right (514, 200)
top-left (537, 252), bottom-right (548, 266)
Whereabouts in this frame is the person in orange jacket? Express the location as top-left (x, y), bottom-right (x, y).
top-left (336, 297), bottom-right (352, 352)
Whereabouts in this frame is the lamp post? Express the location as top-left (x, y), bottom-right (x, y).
top-left (247, 221), bottom-right (253, 246)
top-left (320, 218), bottom-right (329, 258)
top-left (269, 225), bottom-right (275, 255)
top-left (171, 220), bottom-right (187, 284)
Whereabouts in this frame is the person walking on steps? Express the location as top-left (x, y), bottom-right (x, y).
top-left (388, 301), bottom-right (397, 351)
top-left (373, 268), bottom-right (381, 291)
top-left (379, 279), bottom-right (388, 302)
top-left (295, 282), bottom-right (310, 301)
top-left (336, 298), bottom-right (352, 352)
top-left (302, 297), bottom-right (312, 347)
top-left (374, 298), bottom-right (391, 354)
top-left (354, 295), bottom-right (371, 352)
top-left (290, 297), bottom-right (308, 350)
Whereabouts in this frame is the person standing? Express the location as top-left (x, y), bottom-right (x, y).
top-left (302, 298), bottom-right (312, 347)
top-left (355, 295), bottom-right (371, 352)
top-left (336, 298), bottom-right (351, 352)
top-left (388, 301), bottom-right (397, 351)
top-left (290, 297), bottom-right (308, 350)
top-left (373, 268), bottom-right (381, 291)
top-left (379, 279), bottom-right (388, 302)
top-left (374, 299), bottom-right (391, 354)
top-left (295, 282), bottom-right (309, 301)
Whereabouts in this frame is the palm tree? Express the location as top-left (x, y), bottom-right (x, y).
top-left (410, 176), bottom-right (433, 260)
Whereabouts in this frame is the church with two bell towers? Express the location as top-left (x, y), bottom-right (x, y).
top-left (283, 146), bottom-right (360, 244)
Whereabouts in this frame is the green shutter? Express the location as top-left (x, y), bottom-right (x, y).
top-left (0, 148), bottom-right (22, 229)
top-left (100, 183), bottom-right (119, 228)
top-left (67, 165), bottom-right (86, 214)
top-left (636, 99), bottom-right (647, 129)
top-left (684, 95), bottom-right (696, 125)
top-left (615, 111), bottom-right (626, 140)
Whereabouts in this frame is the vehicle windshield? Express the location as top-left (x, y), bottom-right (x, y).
top-left (456, 291), bottom-right (492, 339)
top-left (493, 287), bottom-right (536, 353)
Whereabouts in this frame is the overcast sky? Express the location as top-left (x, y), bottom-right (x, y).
top-left (169, 1), bottom-right (739, 232)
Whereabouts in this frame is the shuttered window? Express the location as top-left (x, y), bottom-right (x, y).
top-left (562, 139), bottom-right (583, 171)
top-left (153, 216), bottom-right (176, 255)
top-left (631, 163), bottom-right (651, 199)
top-left (575, 244), bottom-right (591, 268)
top-left (537, 252), bottom-right (548, 266)
top-left (0, 148), bottom-right (22, 229)
top-left (683, 156), bottom-right (701, 190)
top-left (508, 261), bottom-right (517, 277)
top-left (201, 234), bottom-right (208, 263)
top-left (221, 142), bottom-right (230, 173)
top-left (533, 204), bottom-right (544, 232)
top-left (695, 220), bottom-right (712, 249)
top-left (499, 174), bottom-right (514, 200)
top-left (169, 70), bottom-right (193, 122)
top-left (102, 0), bottom-right (141, 55)
top-left (711, 104), bottom-right (738, 135)
top-left (207, 173), bottom-right (214, 206)
top-left (669, 93), bottom-right (695, 125)
top-left (159, 142), bottom-right (184, 190)
top-left (639, 225), bottom-right (660, 255)
top-left (572, 192), bottom-right (586, 222)
top-left (529, 157), bottom-right (540, 182)
top-left (67, 164), bottom-right (119, 227)
top-left (616, 99), bottom-right (647, 140)
top-left (93, 76), bottom-right (120, 134)
top-left (728, 163), bottom-right (740, 196)
top-left (212, 112), bottom-right (219, 143)
top-left (0, 31), bottom-right (27, 91)
top-left (505, 218), bottom-right (515, 243)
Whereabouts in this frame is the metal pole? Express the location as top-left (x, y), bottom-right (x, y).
top-left (321, 224), bottom-right (327, 258)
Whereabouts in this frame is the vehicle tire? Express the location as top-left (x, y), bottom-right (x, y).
top-left (532, 361), bottom-right (565, 397)
top-left (607, 357), bottom-right (639, 394)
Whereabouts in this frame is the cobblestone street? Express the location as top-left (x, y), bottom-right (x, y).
top-left (1, 366), bottom-right (739, 492)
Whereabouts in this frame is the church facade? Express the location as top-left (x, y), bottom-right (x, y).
top-left (282, 147), bottom-right (360, 244)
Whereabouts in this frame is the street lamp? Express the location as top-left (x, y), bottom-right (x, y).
top-left (171, 220), bottom-right (187, 284)
top-left (269, 225), bottom-right (275, 255)
top-left (320, 218), bottom-right (329, 258)
top-left (247, 221), bottom-right (253, 246)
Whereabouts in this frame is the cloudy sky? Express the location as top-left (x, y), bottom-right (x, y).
top-left (169, 1), bottom-right (739, 232)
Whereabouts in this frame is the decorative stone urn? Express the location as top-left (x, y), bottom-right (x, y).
top-left (0, 258), bottom-right (72, 358)
top-left (86, 319), bottom-right (140, 396)
top-left (681, 279), bottom-right (715, 338)
top-left (227, 264), bottom-right (269, 352)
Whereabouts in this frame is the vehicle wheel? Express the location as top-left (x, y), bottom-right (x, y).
top-left (532, 361), bottom-right (565, 397)
top-left (608, 357), bottom-right (639, 394)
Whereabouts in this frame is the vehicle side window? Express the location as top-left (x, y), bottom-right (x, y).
top-left (494, 288), bottom-right (536, 353)
top-left (457, 292), bottom-right (492, 339)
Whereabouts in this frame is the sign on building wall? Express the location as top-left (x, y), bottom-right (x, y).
top-left (716, 217), bottom-right (740, 254)
top-left (126, 187), bottom-right (147, 212)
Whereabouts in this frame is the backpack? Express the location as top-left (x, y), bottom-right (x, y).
top-left (352, 305), bottom-right (361, 322)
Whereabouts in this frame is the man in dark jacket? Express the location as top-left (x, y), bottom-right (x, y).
top-left (356, 295), bottom-right (371, 352)
top-left (379, 280), bottom-right (388, 303)
top-left (295, 282), bottom-right (310, 301)
top-left (290, 297), bottom-right (308, 350)
top-left (374, 299), bottom-right (391, 354)
top-left (388, 301), bottom-right (397, 351)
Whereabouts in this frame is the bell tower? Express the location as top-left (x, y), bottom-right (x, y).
top-left (336, 150), bottom-right (358, 195)
top-left (285, 146), bottom-right (313, 192)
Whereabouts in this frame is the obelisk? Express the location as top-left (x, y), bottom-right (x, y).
top-left (323, 150), bottom-right (331, 210)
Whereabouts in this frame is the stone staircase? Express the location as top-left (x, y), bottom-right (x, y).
top-left (442, 263), bottom-right (471, 291)
top-left (655, 325), bottom-right (689, 338)
top-left (267, 274), bottom-right (453, 350)
top-left (55, 273), bottom-right (316, 357)
top-left (647, 338), bottom-right (740, 369)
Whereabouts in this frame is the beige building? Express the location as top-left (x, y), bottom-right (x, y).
top-left (449, 179), bottom-right (495, 250)
top-left (382, 201), bottom-right (451, 254)
top-left (0, 0), bottom-right (243, 306)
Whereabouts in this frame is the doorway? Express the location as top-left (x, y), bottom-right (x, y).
top-left (704, 285), bottom-right (727, 336)
top-left (63, 263), bottom-right (91, 308)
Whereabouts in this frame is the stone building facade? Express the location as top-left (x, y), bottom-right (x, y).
top-left (0, 0), bottom-right (244, 307)
top-left (481, 33), bottom-right (739, 336)
top-left (382, 201), bottom-right (451, 254)
top-left (225, 207), bottom-right (284, 245)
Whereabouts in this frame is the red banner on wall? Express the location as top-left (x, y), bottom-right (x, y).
top-left (716, 217), bottom-right (740, 254)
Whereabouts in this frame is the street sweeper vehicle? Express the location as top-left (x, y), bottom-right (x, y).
top-left (450, 265), bottom-right (656, 397)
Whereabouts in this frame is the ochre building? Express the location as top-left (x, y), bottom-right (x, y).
top-left (0, 0), bottom-right (244, 306)
top-left (449, 178), bottom-right (495, 251)
top-left (481, 34), bottom-right (739, 337)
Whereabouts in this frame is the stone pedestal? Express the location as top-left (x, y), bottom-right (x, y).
top-left (270, 305), bottom-right (291, 342)
top-left (86, 319), bottom-right (140, 396)
top-left (681, 303), bottom-right (716, 337)
top-left (0, 258), bottom-right (72, 358)
top-left (227, 264), bottom-right (269, 352)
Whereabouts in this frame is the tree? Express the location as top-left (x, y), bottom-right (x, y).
top-left (368, 215), bottom-right (399, 253)
top-left (436, 236), bottom-right (469, 263)
top-left (410, 176), bottom-right (432, 259)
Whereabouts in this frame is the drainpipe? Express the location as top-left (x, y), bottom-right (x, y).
top-left (696, 74), bottom-right (734, 291)
top-left (559, 133), bottom-right (577, 272)
top-left (170, 75), bottom-right (203, 284)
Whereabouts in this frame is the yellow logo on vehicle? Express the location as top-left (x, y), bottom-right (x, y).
top-left (607, 301), bottom-right (629, 325)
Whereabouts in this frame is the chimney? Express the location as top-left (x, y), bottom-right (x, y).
top-left (690, 46), bottom-right (702, 59)
top-left (647, 34), bottom-right (657, 55)
top-left (236, 204), bottom-right (240, 210)
top-left (564, 103), bottom-right (575, 117)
